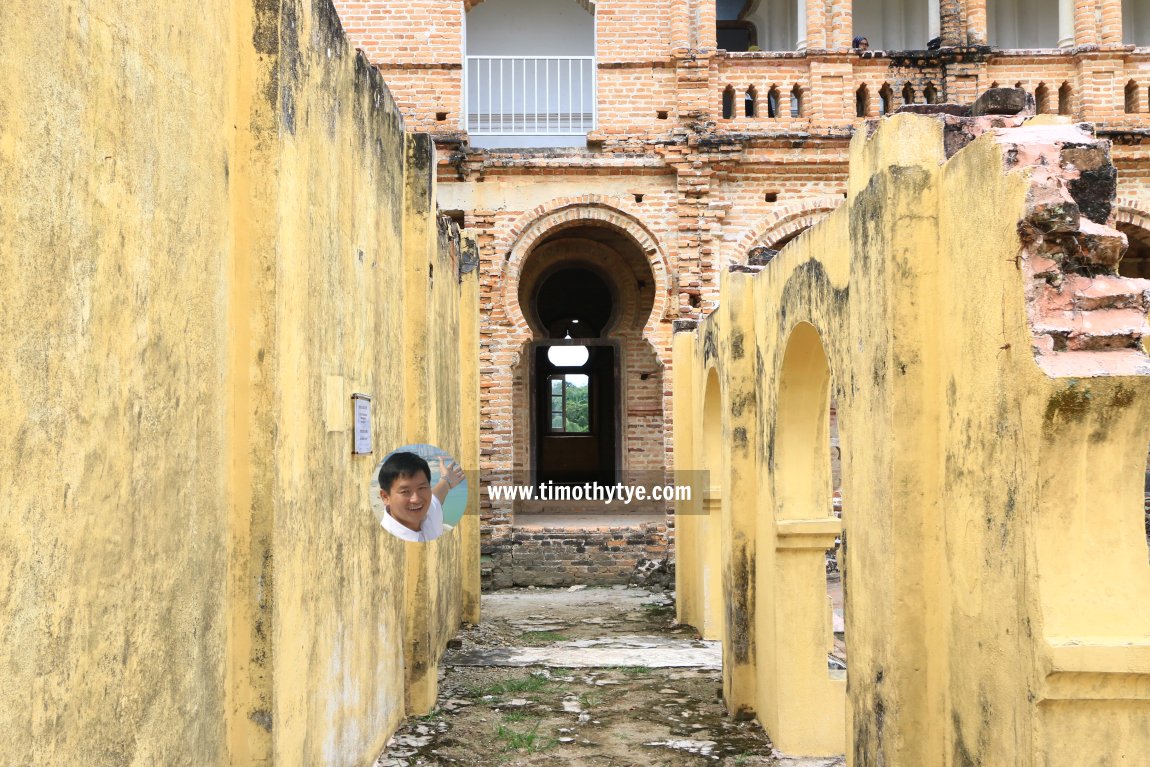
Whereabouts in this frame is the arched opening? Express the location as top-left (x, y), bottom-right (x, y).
top-left (902, 82), bottom-right (916, 105)
top-left (1125, 80), bottom-right (1140, 114)
top-left (827, 398), bottom-right (845, 676)
top-left (853, 0), bottom-right (930, 50)
top-left (1035, 82), bottom-right (1050, 114)
top-left (1058, 82), bottom-right (1072, 115)
top-left (464, 0), bottom-right (595, 148)
top-left (856, 84), bottom-right (870, 117)
top-left (745, 85), bottom-right (758, 117)
top-left (988, 0), bottom-right (1060, 48)
top-left (723, 85), bottom-right (736, 119)
top-left (767, 85), bottom-right (781, 118)
top-left (1117, 222), bottom-right (1150, 280)
top-left (514, 223), bottom-right (660, 493)
top-left (923, 82), bottom-right (938, 104)
top-left (1124, 0), bottom-right (1150, 47)
top-left (701, 368), bottom-right (725, 639)
top-left (770, 321), bottom-right (847, 749)
top-left (790, 85), bottom-right (804, 117)
top-left (721, 0), bottom-right (800, 51)
top-left (879, 83), bottom-right (894, 115)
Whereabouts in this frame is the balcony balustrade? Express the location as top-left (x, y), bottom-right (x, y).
top-left (466, 55), bottom-right (596, 138)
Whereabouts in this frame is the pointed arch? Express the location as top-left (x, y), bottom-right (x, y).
top-left (767, 85), bottom-right (781, 118)
top-left (1058, 82), bottom-right (1072, 115)
top-left (1035, 82), bottom-right (1050, 114)
top-left (879, 83), bottom-right (894, 115)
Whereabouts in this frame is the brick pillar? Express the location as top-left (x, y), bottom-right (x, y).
top-left (698, 0), bottom-right (718, 51)
top-left (830, 0), bottom-right (853, 50)
top-left (940, 0), bottom-right (966, 46)
top-left (806, 0), bottom-right (828, 50)
top-left (671, 0), bottom-right (690, 53)
top-left (1074, 0), bottom-right (1099, 47)
top-left (966, 0), bottom-right (987, 45)
top-left (1099, 0), bottom-right (1122, 45)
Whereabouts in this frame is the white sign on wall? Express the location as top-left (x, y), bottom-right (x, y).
top-left (352, 394), bottom-right (372, 455)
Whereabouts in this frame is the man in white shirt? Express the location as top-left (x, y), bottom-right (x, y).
top-left (379, 451), bottom-right (463, 543)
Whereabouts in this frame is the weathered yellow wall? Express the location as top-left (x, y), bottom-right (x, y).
top-left (675, 112), bottom-right (1150, 763)
top-left (0, 0), bottom-right (478, 764)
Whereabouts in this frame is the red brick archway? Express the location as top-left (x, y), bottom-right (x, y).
top-left (499, 197), bottom-right (671, 347)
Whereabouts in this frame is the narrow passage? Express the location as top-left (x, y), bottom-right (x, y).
top-left (376, 587), bottom-right (846, 767)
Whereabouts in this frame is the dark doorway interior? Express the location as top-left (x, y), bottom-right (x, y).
top-left (532, 266), bottom-right (618, 485)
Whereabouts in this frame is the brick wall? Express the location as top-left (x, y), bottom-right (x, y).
top-left (484, 520), bottom-right (671, 588)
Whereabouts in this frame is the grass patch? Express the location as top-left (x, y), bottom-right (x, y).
top-left (495, 719), bottom-right (555, 753)
top-left (467, 673), bottom-right (553, 699)
top-left (519, 630), bottom-right (569, 645)
top-left (501, 710), bottom-right (529, 723)
top-left (618, 665), bottom-right (652, 676)
top-left (578, 691), bottom-right (604, 708)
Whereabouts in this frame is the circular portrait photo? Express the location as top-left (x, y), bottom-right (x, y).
top-left (371, 444), bottom-right (467, 543)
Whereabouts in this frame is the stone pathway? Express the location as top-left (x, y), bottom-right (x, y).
top-left (374, 586), bottom-right (846, 767)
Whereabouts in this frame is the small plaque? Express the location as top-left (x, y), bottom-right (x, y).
top-left (352, 394), bottom-right (372, 454)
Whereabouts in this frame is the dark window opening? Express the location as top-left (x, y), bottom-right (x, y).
top-left (717, 22), bottom-right (758, 51)
top-left (722, 85), bottom-right (736, 119)
top-left (923, 82), bottom-right (938, 104)
top-left (902, 82), bottom-right (915, 105)
top-left (1125, 80), bottom-right (1139, 114)
top-left (855, 84), bottom-right (869, 117)
top-left (767, 86), bottom-right (781, 118)
top-left (716, 0), bottom-right (758, 51)
top-left (879, 84), bottom-right (893, 115)
top-left (746, 86), bottom-right (758, 117)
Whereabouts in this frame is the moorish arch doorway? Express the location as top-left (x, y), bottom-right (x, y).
top-left (515, 224), bottom-right (660, 494)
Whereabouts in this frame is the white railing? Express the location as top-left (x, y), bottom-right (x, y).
top-left (466, 56), bottom-right (596, 135)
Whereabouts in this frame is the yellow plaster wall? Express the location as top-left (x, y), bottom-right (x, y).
top-left (1, 0), bottom-right (478, 764)
top-left (674, 113), bottom-right (1150, 763)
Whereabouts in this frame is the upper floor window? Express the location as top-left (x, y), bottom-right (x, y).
top-left (853, 0), bottom-right (932, 50)
top-left (988, 0), bottom-right (1060, 48)
top-left (465, 0), bottom-right (595, 148)
top-left (717, 0), bottom-right (799, 51)
top-left (1126, 0), bottom-right (1150, 46)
